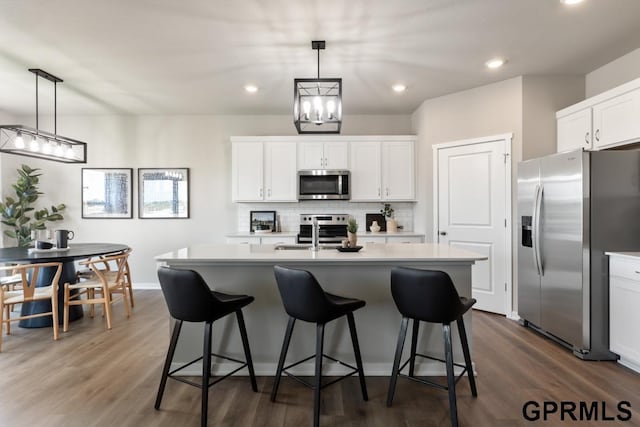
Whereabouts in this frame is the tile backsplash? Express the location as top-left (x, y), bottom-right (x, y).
top-left (236, 202), bottom-right (415, 233)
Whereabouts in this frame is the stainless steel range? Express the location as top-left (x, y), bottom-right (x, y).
top-left (297, 214), bottom-right (349, 244)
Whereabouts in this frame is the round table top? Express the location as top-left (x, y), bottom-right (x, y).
top-left (0, 243), bottom-right (129, 263)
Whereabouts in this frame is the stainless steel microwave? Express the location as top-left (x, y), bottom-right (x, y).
top-left (297, 170), bottom-right (350, 200)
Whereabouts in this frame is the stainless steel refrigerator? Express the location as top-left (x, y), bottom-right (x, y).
top-left (517, 149), bottom-right (640, 360)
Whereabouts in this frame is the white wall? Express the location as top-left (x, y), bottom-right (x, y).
top-left (522, 75), bottom-right (585, 160)
top-left (411, 76), bottom-right (524, 241)
top-left (0, 114), bottom-right (411, 285)
top-left (586, 47), bottom-right (640, 97)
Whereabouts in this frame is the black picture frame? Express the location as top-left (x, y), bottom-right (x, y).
top-left (365, 213), bottom-right (386, 232)
top-left (81, 168), bottom-right (133, 219)
top-left (250, 211), bottom-right (276, 232)
top-left (138, 168), bottom-right (190, 219)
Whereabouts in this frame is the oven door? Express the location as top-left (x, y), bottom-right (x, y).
top-left (298, 171), bottom-right (350, 200)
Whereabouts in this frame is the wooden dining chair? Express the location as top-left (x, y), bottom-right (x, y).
top-left (1, 265), bottom-right (23, 312)
top-left (63, 251), bottom-right (131, 331)
top-left (75, 247), bottom-right (135, 308)
top-left (0, 262), bottom-right (63, 352)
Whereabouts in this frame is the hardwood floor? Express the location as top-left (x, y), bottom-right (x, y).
top-left (0, 290), bottom-right (638, 426)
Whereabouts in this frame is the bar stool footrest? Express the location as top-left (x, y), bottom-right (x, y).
top-left (282, 353), bottom-right (359, 390)
top-left (398, 352), bottom-right (468, 391)
top-left (167, 352), bottom-right (250, 389)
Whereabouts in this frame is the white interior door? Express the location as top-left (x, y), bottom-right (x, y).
top-left (435, 135), bottom-right (511, 314)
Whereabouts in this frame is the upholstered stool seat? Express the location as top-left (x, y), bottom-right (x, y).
top-left (386, 267), bottom-right (478, 427)
top-left (271, 265), bottom-right (368, 427)
top-left (155, 267), bottom-right (257, 427)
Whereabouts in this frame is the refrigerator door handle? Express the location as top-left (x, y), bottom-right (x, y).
top-left (533, 184), bottom-right (544, 276)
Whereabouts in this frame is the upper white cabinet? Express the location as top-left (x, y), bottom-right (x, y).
top-left (557, 108), bottom-right (592, 152)
top-left (350, 139), bottom-right (416, 201)
top-left (298, 141), bottom-right (349, 170)
top-left (592, 89), bottom-right (640, 150)
top-left (231, 140), bottom-right (297, 202)
top-left (556, 78), bottom-right (640, 152)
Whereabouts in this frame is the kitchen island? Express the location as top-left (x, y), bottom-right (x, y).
top-left (155, 243), bottom-right (486, 376)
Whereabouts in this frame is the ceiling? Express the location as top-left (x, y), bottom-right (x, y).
top-left (1, 0), bottom-right (640, 117)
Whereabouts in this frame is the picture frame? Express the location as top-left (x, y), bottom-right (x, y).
top-left (250, 210), bottom-right (276, 233)
top-left (138, 168), bottom-right (189, 219)
top-left (81, 168), bottom-right (133, 219)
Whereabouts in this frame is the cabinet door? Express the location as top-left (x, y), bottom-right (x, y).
top-left (260, 236), bottom-right (297, 245)
top-left (382, 141), bottom-right (415, 200)
top-left (349, 141), bottom-right (382, 201)
top-left (386, 235), bottom-right (423, 243)
top-left (232, 142), bottom-right (264, 201)
top-left (265, 142), bottom-right (297, 201)
top-left (324, 142), bottom-right (349, 169)
top-left (298, 142), bottom-right (325, 170)
top-left (557, 109), bottom-right (592, 152)
top-left (593, 89), bottom-right (640, 149)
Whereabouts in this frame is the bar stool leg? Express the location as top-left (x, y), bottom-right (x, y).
top-left (155, 319), bottom-right (183, 409)
top-left (314, 323), bottom-right (325, 427)
top-left (347, 312), bottom-right (368, 401)
top-left (202, 321), bottom-right (213, 427)
top-left (386, 316), bottom-right (409, 407)
top-left (236, 310), bottom-right (258, 392)
top-left (409, 319), bottom-right (419, 377)
top-left (271, 317), bottom-right (296, 401)
top-left (457, 318), bottom-right (477, 397)
top-left (443, 323), bottom-right (458, 427)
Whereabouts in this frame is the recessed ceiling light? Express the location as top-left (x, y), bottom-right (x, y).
top-left (392, 84), bottom-right (406, 93)
top-left (244, 84), bottom-right (258, 93)
top-left (485, 58), bottom-right (506, 69)
top-left (560, 0), bottom-right (584, 5)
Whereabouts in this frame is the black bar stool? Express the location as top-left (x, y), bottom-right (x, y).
top-left (271, 265), bottom-right (368, 427)
top-left (155, 267), bottom-right (258, 427)
top-left (386, 267), bottom-right (478, 427)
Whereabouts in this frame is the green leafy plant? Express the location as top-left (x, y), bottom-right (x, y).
top-left (381, 203), bottom-right (394, 218)
top-left (347, 217), bottom-right (358, 233)
top-left (0, 164), bottom-right (66, 247)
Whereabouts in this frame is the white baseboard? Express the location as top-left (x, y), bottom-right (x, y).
top-left (132, 282), bottom-right (160, 290)
top-left (507, 311), bottom-right (520, 321)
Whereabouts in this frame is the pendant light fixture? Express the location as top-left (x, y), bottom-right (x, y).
top-left (0, 68), bottom-right (87, 163)
top-left (293, 40), bottom-right (342, 134)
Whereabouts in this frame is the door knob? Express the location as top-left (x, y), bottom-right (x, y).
top-left (439, 231), bottom-right (447, 236)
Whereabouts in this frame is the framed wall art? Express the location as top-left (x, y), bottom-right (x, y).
top-left (250, 210), bottom-right (276, 233)
top-left (81, 168), bottom-right (133, 218)
top-left (138, 168), bottom-right (189, 219)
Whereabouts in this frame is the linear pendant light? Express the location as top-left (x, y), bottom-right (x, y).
top-left (293, 40), bottom-right (342, 134)
top-left (0, 68), bottom-right (87, 163)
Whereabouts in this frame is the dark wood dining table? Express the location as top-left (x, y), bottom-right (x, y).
top-left (0, 243), bottom-right (129, 327)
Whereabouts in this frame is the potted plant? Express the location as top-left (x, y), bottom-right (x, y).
top-left (347, 217), bottom-right (358, 247)
top-left (0, 164), bottom-right (66, 247)
top-left (381, 203), bottom-right (397, 232)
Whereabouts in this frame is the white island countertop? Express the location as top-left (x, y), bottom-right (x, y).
top-left (605, 252), bottom-right (640, 261)
top-left (156, 242), bottom-right (486, 265)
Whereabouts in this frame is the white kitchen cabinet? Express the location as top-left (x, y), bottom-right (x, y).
top-left (556, 78), bottom-right (640, 153)
top-left (557, 108), bottom-right (592, 152)
top-left (226, 235), bottom-right (296, 245)
top-left (298, 141), bottom-right (348, 170)
top-left (350, 141), bottom-right (382, 200)
top-left (382, 141), bottom-right (415, 200)
top-left (359, 233), bottom-right (424, 244)
top-left (350, 140), bottom-right (415, 201)
top-left (607, 254), bottom-right (640, 373)
top-left (592, 88), bottom-right (640, 150)
top-left (231, 140), bottom-right (297, 202)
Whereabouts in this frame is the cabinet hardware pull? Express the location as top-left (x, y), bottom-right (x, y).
top-left (386, 188), bottom-right (389, 196)
top-left (635, 271), bottom-right (640, 274)
top-left (585, 132), bottom-right (590, 144)
top-left (595, 129), bottom-right (600, 141)
top-left (378, 188), bottom-right (381, 196)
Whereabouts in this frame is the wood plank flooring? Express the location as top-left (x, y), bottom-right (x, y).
top-left (0, 290), bottom-right (638, 426)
